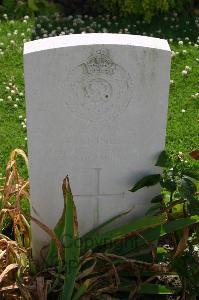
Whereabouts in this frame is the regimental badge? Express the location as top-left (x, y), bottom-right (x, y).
top-left (66, 48), bottom-right (133, 122)
top-left (83, 49), bottom-right (116, 75)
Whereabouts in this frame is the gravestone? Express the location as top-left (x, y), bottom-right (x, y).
top-left (24, 33), bottom-right (171, 257)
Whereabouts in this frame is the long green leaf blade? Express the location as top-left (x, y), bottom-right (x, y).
top-left (60, 177), bottom-right (80, 300)
top-left (81, 213), bottom-right (167, 251)
top-left (129, 174), bottom-right (161, 192)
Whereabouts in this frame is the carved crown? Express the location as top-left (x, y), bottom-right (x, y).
top-left (85, 49), bottom-right (115, 75)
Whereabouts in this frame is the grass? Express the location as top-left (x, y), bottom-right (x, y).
top-left (0, 13), bottom-right (198, 175)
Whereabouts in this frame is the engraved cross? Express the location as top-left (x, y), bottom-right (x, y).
top-left (74, 168), bottom-right (124, 226)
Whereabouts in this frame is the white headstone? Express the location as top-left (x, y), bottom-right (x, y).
top-left (24, 34), bottom-right (171, 257)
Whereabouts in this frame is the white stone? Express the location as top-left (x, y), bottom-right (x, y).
top-left (24, 33), bottom-right (171, 257)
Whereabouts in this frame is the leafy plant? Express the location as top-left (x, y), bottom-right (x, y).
top-left (0, 149), bottom-right (199, 299)
top-left (89, 0), bottom-right (193, 21)
top-left (0, 0), bottom-right (62, 18)
top-left (129, 150), bottom-right (199, 299)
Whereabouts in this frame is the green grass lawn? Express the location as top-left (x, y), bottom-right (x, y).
top-left (0, 14), bottom-right (198, 175)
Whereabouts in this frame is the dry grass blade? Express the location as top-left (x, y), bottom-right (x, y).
top-left (77, 260), bottom-right (97, 280)
top-left (95, 253), bottom-right (120, 287)
top-left (0, 148), bottom-right (30, 250)
top-left (9, 149), bottom-right (29, 169)
top-left (36, 277), bottom-right (47, 300)
top-left (0, 283), bottom-right (18, 292)
top-left (30, 215), bottom-right (64, 261)
top-left (132, 230), bottom-right (157, 263)
top-left (105, 253), bottom-right (169, 273)
top-left (0, 263), bottom-right (18, 284)
top-left (173, 227), bottom-right (189, 258)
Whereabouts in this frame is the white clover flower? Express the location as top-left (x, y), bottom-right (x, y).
top-left (25, 137), bottom-right (27, 141)
top-left (178, 40), bottom-right (183, 46)
top-left (169, 38), bottom-right (173, 43)
top-left (182, 50), bottom-right (187, 55)
top-left (24, 15), bottom-right (29, 20)
top-left (6, 86), bottom-right (10, 91)
top-left (194, 245), bottom-right (199, 252)
top-left (181, 109), bottom-right (186, 112)
top-left (182, 70), bottom-right (188, 76)
top-left (0, 98), bottom-right (3, 102)
top-left (14, 104), bottom-right (18, 108)
top-left (16, 97), bottom-right (19, 101)
top-left (7, 96), bottom-right (12, 100)
top-left (23, 20), bottom-right (27, 23)
top-left (7, 32), bottom-right (11, 37)
top-left (185, 65), bottom-right (191, 71)
top-left (11, 90), bottom-right (15, 94)
top-left (185, 37), bottom-right (189, 41)
top-left (194, 44), bottom-right (199, 48)
top-left (19, 115), bottom-right (23, 119)
top-left (19, 92), bottom-right (23, 96)
top-left (170, 80), bottom-right (175, 85)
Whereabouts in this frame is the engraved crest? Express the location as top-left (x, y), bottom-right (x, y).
top-left (66, 48), bottom-right (133, 122)
top-left (83, 49), bottom-right (116, 75)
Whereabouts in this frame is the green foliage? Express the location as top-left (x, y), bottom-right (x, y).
top-left (1, 149), bottom-right (199, 298)
top-left (42, 151), bottom-right (199, 299)
top-left (91, 0), bottom-right (193, 21)
top-left (129, 150), bottom-right (199, 299)
top-left (0, 0), bottom-right (61, 18)
top-left (129, 174), bottom-right (161, 192)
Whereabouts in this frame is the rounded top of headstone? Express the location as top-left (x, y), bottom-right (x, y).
top-left (24, 33), bottom-right (170, 55)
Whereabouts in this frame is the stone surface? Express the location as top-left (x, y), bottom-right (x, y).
top-left (24, 33), bottom-right (171, 257)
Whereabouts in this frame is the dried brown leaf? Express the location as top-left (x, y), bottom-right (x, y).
top-left (189, 150), bottom-right (199, 160)
top-left (30, 215), bottom-right (64, 261)
top-left (36, 277), bottom-right (47, 300)
top-left (0, 263), bottom-right (18, 284)
top-left (173, 227), bottom-right (189, 258)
